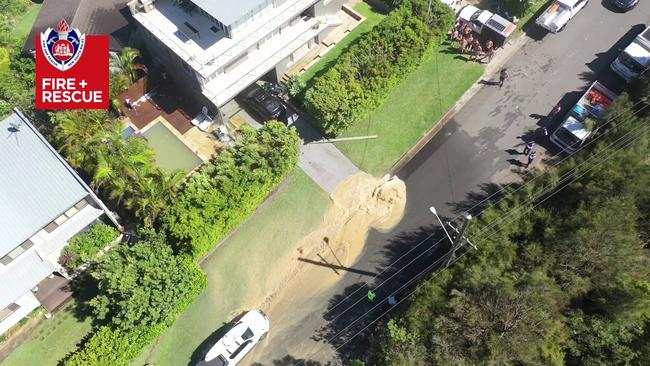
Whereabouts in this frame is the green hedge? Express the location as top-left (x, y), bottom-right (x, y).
top-left (62, 234), bottom-right (206, 366)
top-left (161, 121), bottom-right (300, 260)
top-left (59, 223), bottom-right (119, 271)
top-left (302, 0), bottom-right (454, 136)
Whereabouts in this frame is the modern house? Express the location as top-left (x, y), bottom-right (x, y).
top-left (127, 0), bottom-right (345, 113)
top-left (0, 110), bottom-right (119, 336)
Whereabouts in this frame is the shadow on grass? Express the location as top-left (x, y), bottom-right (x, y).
top-left (191, 312), bottom-right (248, 366)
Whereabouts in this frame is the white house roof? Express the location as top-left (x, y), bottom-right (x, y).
top-left (0, 112), bottom-right (89, 257)
top-left (0, 251), bottom-right (55, 310)
top-left (192, 0), bottom-right (267, 26)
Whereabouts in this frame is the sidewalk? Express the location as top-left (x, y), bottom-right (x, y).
top-left (288, 111), bottom-right (360, 193)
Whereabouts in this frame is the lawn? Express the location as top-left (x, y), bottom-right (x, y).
top-left (334, 47), bottom-right (485, 175)
top-left (13, 3), bottom-right (42, 41)
top-left (131, 169), bottom-right (330, 365)
top-left (1, 302), bottom-right (92, 366)
top-left (300, 2), bottom-right (386, 88)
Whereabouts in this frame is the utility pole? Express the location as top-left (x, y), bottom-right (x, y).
top-left (445, 213), bottom-right (472, 268)
top-left (430, 207), bottom-right (475, 268)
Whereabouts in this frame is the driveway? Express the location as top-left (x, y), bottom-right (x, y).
top-left (247, 2), bottom-right (650, 364)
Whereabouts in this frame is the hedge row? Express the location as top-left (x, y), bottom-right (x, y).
top-left (162, 121), bottom-right (300, 260)
top-left (63, 239), bottom-right (207, 366)
top-left (302, 0), bottom-right (455, 136)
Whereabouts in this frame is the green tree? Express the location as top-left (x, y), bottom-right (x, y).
top-left (88, 230), bottom-right (206, 331)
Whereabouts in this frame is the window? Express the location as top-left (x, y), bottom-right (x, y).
top-left (75, 198), bottom-right (89, 210)
top-left (210, 26), bottom-right (219, 33)
top-left (241, 327), bottom-right (254, 340)
top-left (0, 303), bottom-right (20, 322)
top-left (230, 340), bottom-right (252, 360)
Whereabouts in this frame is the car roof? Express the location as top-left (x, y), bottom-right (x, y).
top-left (624, 42), bottom-right (650, 66)
top-left (459, 5), bottom-right (480, 21)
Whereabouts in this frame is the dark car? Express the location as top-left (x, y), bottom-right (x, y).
top-left (240, 86), bottom-right (286, 122)
top-left (613, 0), bottom-right (638, 11)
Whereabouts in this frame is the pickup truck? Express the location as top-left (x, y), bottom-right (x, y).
top-left (536, 0), bottom-right (588, 33)
top-left (550, 81), bottom-right (618, 153)
top-left (611, 26), bottom-right (650, 82)
top-left (457, 5), bottom-right (516, 47)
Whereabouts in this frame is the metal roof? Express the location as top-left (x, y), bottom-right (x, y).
top-left (0, 112), bottom-right (89, 257)
top-left (0, 252), bottom-right (56, 310)
top-left (191, 0), bottom-right (267, 26)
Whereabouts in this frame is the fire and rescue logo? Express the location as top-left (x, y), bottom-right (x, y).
top-left (40, 19), bottom-right (85, 71)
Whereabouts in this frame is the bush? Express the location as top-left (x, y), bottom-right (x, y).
top-left (302, 0), bottom-right (454, 136)
top-left (161, 121), bottom-right (300, 260)
top-left (63, 230), bottom-right (206, 366)
top-left (59, 223), bottom-right (119, 271)
top-left (88, 230), bottom-right (207, 331)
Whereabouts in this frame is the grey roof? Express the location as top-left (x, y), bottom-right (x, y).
top-left (22, 0), bottom-right (134, 54)
top-left (0, 112), bottom-right (89, 257)
top-left (192, 0), bottom-right (267, 26)
top-left (0, 252), bottom-right (55, 310)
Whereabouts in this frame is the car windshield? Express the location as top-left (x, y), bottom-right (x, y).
top-left (619, 52), bottom-right (646, 74)
top-left (555, 127), bottom-right (582, 148)
top-left (242, 327), bottom-right (254, 340)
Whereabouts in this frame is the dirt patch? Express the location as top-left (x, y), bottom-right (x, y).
top-left (259, 172), bottom-right (406, 308)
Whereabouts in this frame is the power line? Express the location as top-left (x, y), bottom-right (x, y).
top-left (295, 116), bottom-right (649, 365)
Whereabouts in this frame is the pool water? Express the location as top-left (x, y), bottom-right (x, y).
top-left (143, 121), bottom-right (202, 173)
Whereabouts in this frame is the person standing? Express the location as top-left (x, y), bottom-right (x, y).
top-left (499, 68), bottom-right (510, 87)
top-left (482, 40), bottom-right (495, 63)
top-left (523, 141), bottom-right (535, 155)
top-left (525, 150), bottom-right (537, 168)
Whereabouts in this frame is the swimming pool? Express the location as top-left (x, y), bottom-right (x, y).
top-left (143, 121), bottom-right (202, 173)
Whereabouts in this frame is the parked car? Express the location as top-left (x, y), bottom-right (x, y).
top-left (611, 25), bottom-right (650, 82)
top-left (203, 310), bottom-right (270, 365)
top-left (240, 86), bottom-right (286, 122)
top-left (612, 0), bottom-right (639, 11)
top-left (457, 5), bottom-right (516, 47)
top-left (536, 0), bottom-right (589, 33)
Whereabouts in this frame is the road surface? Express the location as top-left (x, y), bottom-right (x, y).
top-left (247, 2), bottom-right (650, 364)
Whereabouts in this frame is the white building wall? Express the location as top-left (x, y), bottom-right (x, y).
top-left (0, 292), bottom-right (40, 336)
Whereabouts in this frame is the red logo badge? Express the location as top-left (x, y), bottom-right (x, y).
top-left (35, 19), bottom-right (108, 110)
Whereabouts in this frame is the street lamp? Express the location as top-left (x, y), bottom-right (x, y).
top-left (429, 206), bottom-right (454, 245)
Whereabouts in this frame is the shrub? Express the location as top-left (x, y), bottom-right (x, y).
top-left (287, 74), bottom-right (306, 97)
top-left (302, 0), bottom-right (454, 136)
top-left (63, 230), bottom-right (206, 366)
top-left (161, 121), bottom-right (300, 260)
top-left (88, 229), bottom-right (207, 331)
top-left (59, 223), bottom-right (119, 271)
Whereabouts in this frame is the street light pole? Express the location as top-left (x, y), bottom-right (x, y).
top-left (429, 206), bottom-right (454, 245)
top-left (445, 213), bottom-right (472, 268)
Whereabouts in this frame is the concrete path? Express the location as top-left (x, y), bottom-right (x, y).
top-left (288, 111), bottom-right (360, 194)
top-left (247, 2), bottom-right (650, 364)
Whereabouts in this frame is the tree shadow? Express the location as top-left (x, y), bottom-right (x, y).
top-left (311, 225), bottom-right (449, 362)
top-left (191, 312), bottom-right (248, 365)
top-left (250, 354), bottom-right (326, 366)
top-left (66, 269), bottom-right (101, 324)
top-left (521, 2), bottom-right (552, 42)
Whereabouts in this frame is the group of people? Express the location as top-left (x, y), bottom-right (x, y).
top-left (450, 21), bottom-right (496, 63)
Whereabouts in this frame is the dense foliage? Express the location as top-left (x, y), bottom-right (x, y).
top-left (162, 121), bottom-right (300, 259)
top-left (48, 110), bottom-right (185, 225)
top-left (374, 80), bottom-right (650, 365)
top-left (63, 230), bottom-right (206, 366)
top-left (302, 0), bottom-right (454, 136)
top-left (59, 223), bottom-right (119, 271)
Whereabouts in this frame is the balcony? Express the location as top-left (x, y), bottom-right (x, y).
top-left (202, 15), bottom-right (339, 107)
top-left (129, 0), bottom-right (321, 78)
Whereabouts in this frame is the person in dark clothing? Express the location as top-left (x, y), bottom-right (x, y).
top-left (523, 141), bottom-right (535, 155)
top-left (499, 68), bottom-right (510, 87)
top-left (526, 150), bottom-right (537, 168)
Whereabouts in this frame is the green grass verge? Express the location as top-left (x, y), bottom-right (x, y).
top-left (300, 2), bottom-right (386, 88)
top-left (0, 48), bottom-right (9, 76)
top-left (131, 169), bottom-right (329, 365)
top-left (12, 4), bottom-right (42, 41)
top-left (334, 46), bottom-right (484, 175)
top-left (1, 302), bottom-right (92, 366)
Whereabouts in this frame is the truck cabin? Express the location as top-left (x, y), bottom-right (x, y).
top-left (613, 42), bottom-right (650, 81)
top-left (457, 5), bottom-right (515, 47)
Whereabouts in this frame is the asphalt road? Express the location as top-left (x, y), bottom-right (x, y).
top-left (247, 2), bottom-right (650, 364)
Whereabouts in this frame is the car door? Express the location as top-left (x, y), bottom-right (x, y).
top-left (573, 0), bottom-right (588, 15)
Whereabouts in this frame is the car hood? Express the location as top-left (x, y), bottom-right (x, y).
top-left (615, 0), bottom-right (637, 6)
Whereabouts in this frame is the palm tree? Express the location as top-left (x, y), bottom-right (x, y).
top-left (51, 110), bottom-right (113, 172)
top-left (126, 169), bottom-right (186, 226)
top-left (114, 47), bottom-right (147, 84)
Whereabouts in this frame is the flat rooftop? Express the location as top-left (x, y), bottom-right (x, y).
top-left (192, 0), bottom-right (266, 26)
